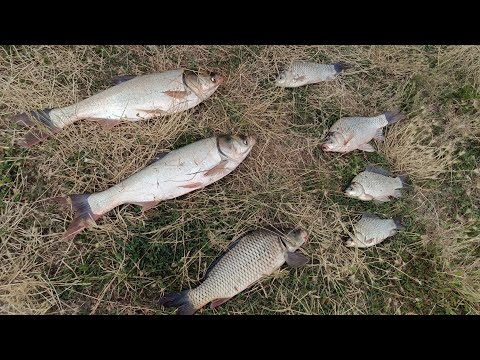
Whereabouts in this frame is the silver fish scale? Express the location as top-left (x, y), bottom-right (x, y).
top-left (330, 115), bottom-right (387, 135)
top-left (353, 215), bottom-right (396, 246)
top-left (291, 62), bottom-right (336, 81)
top-left (188, 231), bottom-right (286, 309)
top-left (354, 171), bottom-right (401, 197)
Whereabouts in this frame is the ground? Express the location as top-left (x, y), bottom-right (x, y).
top-left (0, 45), bottom-right (479, 315)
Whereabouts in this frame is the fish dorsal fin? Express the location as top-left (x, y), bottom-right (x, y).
top-left (365, 165), bottom-right (390, 176)
top-left (204, 237), bottom-right (242, 279)
top-left (361, 213), bottom-right (381, 220)
top-left (146, 152), bottom-right (169, 166)
top-left (111, 75), bottom-right (137, 85)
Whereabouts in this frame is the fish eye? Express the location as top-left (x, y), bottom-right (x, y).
top-left (211, 76), bottom-right (216, 82)
top-left (243, 139), bottom-right (248, 145)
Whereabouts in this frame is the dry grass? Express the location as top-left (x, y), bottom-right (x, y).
top-left (0, 45), bottom-right (479, 314)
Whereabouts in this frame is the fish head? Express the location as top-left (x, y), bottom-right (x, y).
top-left (344, 182), bottom-right (364, 198)
top-left (274, 68), bottom-right (293, 87)
top-left (184, 70), bottom-right (225, 95)
top-left (217, 134), bottom-right (256, 160)
top-left (344, 239), bottom-right (356, 247)
top-left (321, 132), bottom-right (344, 152)
top-left (283, 228), bottom-right (308, 251)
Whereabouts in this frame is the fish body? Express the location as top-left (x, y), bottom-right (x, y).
top-left (345, 165), bottom-right (406, 202)
top-left (159, 228), bottom-right (309, 315)
top-left (322, 110), bottom-right (405, 153)
top-left (275, 61), bottom-right (345, 88)
top-left (345, 213), bottom-right (404, 248)
top-left (56, 135), bottom-right (255, 240)
top-left (12, 69), bottom-right (224, 147)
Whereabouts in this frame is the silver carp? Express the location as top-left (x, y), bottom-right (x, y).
top-left (12, 69), bottom-right (224, 147)
top-left (55, 134), bottom-right (255, 240)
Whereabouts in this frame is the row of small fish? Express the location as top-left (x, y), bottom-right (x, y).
top-left (11, 61), bottom-right (345, 147)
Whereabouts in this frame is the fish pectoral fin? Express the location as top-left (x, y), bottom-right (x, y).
top-left (164, 90), bottom-right (189, 99)
top-left (178, 182), bottom-right (204, 189)
top-left (111, 75), bottom-right (137, 85)
top-left (373, 129), bottom-right (385, 141)
top-left (204, 161), bottom-right (228, 177)
top-left (357, 143), bottom-right (375, 152)
top-left (90, 118), bottom-right (124, 130)
top-left (286, 251), bottom-right (309, 268)
top-left (343, 134), bottom-right (354, 146)
top-left (210, 297), bottom-right (232, 309)
top-left (373, 196), bottom-right (390, 203)
top-left (132, 201), bottom-right (160, 212)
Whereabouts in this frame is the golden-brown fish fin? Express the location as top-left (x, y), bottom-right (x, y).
top-left (164, 90), bottom-right (189, 99)
top-left (178, 182), bottom-right (203, 189)
top-left (210, 298), bottom-right (231, 309)
top-left (90, 118), bottom-right (124, 130)
top-left (132, 201), bottom-right (160, 212)
top-left (204, 161), bottom-right (228, 177)
top-left (285, 251), bottom-right (309, 268)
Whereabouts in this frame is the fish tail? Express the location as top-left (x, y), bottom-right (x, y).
top-left (398, 174), bottom-right (409, 187)
top-left (11, 108), bottom-right (60, 148)
top-left (159, 290), bottom-right (197, 315)
top-left (53, 194), bottom-right (102, 241)
top-left (333, 62), bottom-right (348, 73)
top-left (393, 218), bottom-right (406, 231)
top-left (383, 110), bottom-right (406, 125)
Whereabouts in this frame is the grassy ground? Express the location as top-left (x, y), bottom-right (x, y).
top-left (0, 45), bottom-right (479, 315)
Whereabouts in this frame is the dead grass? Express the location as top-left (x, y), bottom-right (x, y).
top-left (0, 45), bottom-right (479, 314)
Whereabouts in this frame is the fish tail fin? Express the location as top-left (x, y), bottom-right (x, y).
top-left (53, 194), bottom-right (102, 241)
top-left (333, 62), bottom-right (348, 73)
top-left (393, 218), bottom-right (406, 231)
top-left (398, 174), bottom-right (409, 187)
top-left (383, 109), bottom-right (406, 125)
top-left (11, 108), bottom-right (60, 147)
top-left (159, 290), bottom-right (197, 315)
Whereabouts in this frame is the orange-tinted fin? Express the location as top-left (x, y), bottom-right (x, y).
top-left (53, 194), bottom-right (103, 241)
top-left (204, 161), bottom-right (228, 177)
top-left (132, 200), bottom-right (160, 212)
top-left (178, 182), bottom-right (203, 189)
top-left (164, 90), bottom-right (189, 99)
top-left (15, 129), bottom-right (50, 148)
top-left (210, 298), bottom-right (231, 309)
top-left (90, 118), bottom-right (124, 130)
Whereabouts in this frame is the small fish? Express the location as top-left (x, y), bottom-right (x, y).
top-left (159, 228), bottom-right (309, 315)
top-left (344, 165), bottom-right (407, 203)
top-left (345, 213), bottom-right (404, 248)
top-left (11, 69), bottom-right (224, 147)
top-left (322, 110), bottom-right (405, 153)
top-left (54, 134), bottom-right (255, 240)
top-left (275, 61), bottom-right (345, 88)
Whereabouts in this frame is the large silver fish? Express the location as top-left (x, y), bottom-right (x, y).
top-left (275, 61), bottom-right (345, 88)
top-left (55, 134), bottom-right (255, 240)
top-left (345, 165), bottom-right (407, 202)
top-left (345, 213), bottom-right (404, 248)
top-left (322, 110), bottom-right (405, 153)
top-left (159, 228), bottom-right (309, 315)
top-left (12, 69), bottom-right (224, 147)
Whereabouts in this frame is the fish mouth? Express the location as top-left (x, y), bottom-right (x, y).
top-left (211, 73), bottom-right (225, 85)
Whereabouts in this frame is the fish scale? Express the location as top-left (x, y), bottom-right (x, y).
top-left (188, 231), bottom-right (286, 309)
top-left (347, 214), bottom-right (402, 248)
top-left (291, 61), bottom-right (337, 82)
top-left (352, 171), bottom-right (402, 199)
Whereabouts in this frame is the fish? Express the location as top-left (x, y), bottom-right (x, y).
top-left (159, 228), bottom-right (309, 315)
top-left (322, 110), bottom-right (406, 153)
top-left (11, 69), bottom-right (224, 147)
top-left (344, 165), bottom-right (407, 203)
top-left (345, 213), bottom-right (405, 248)
top-left (274, 61), bottom-right (346, 88)
top-left (54, 134), bottom-right (255, 240)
